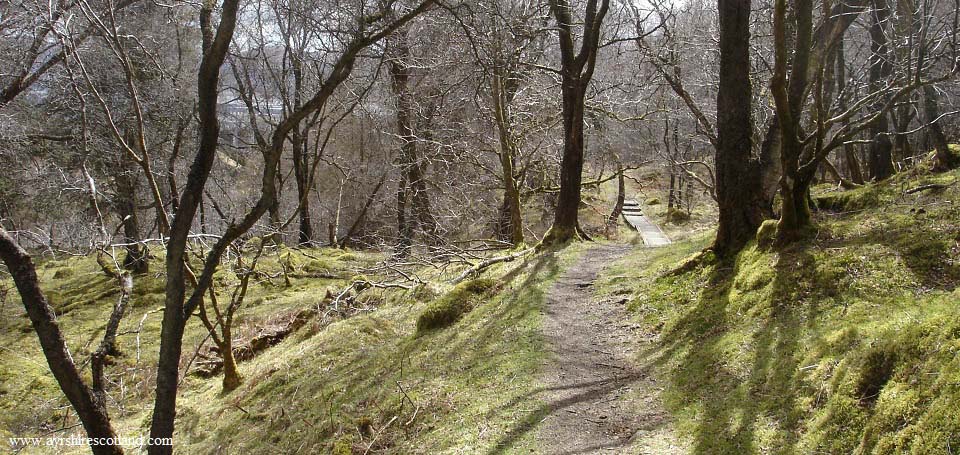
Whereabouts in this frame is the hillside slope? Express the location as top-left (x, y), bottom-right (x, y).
top-left (597, 167), bottom-right (960, 454)
top-left (2, 241), bottom-right (594, 453)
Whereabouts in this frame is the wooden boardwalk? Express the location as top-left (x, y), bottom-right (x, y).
top-left (622, 200), bottom-right (671, 247)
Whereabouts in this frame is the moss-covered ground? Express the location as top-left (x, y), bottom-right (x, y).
top-left (2, 238), bottom-right (590, 453)
top-left (596, 166), bottom-right (960, 454)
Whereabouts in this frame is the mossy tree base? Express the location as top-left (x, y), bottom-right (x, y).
top-left (932, 144), bottom-right (960, 172)
top-left (539, 223), bottom-right (591, 249)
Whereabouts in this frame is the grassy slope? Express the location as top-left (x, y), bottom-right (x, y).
top-left (597, 167), bottom-right (960, 454)
top-left (0, 247), bottom-right (368, 447)
top-left (2, 239), bottom-right (589, 453)
top-left (172, 245), bottom-right (584, 454)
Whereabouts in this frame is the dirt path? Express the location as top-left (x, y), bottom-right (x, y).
top-left (537, 243), bottom-right (685, 454)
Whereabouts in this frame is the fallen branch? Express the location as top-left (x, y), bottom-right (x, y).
top-left (905, 180), bottom-right (957, 194)
top-left (364, 415), bottom-right (398, 455)
top-left (451, 247), bottom-right (536, 284)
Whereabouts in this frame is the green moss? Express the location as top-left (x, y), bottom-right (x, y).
top-left (855, 344), bottom-right (897, 406)
top-left (331, 435), bottom-right (357, 455)
top-left (336, 251), bottom-right (359, 262)
top-left (755, 219), bottom-right (778, 248)
top-left (304, 258), bottom-right (334, 273)
top-left (593, 168), bottom-right (960, 455)
top-left (52, 268), bottom-right (74, 279)
top-left (2, 240), bottom-right (577, 453)
top-left (647, 197), bottom-right (661, 205)
top-left (815, 185), bottom-right (881, 212)
top-left (665, 207), bottom-right (691, 224)
top-left (415, 278), bottom-right (497, 334)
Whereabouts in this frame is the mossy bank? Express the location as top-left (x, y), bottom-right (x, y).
top-left (596, 166), bottom-right (960, 454)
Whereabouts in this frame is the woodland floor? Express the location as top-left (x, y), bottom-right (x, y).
top-left (536, 243), bottom-right (686, 454)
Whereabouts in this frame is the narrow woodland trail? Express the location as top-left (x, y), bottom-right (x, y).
top-left (536, 243), bottom-right (685, 454)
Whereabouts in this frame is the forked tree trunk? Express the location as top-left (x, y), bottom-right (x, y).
top-left (771, 0), bottom-right (817, 243)
top-left (542, 0), bottom-right (609, 246)
top-left (777, 173), bottom-right (813, 240)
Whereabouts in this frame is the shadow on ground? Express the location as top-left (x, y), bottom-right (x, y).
top-left (640, 244), bottom-right (841, 454)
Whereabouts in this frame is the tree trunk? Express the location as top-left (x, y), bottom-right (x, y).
top-left (771, 0), bottom-right (817, 243)
top-left (340, 172), bottom-right (387, 248)
top-left (892, 107), bottom-right (914, 162)
top-left (410, 161), bottom-right (439, 244)
top-left (0, 229), bottom-right (124, 455)
top-left (869, 122), bottom-right (894, 180)
top-left (294, 154), bottom-right (314, 246)
top-left (835, 32), bottom-right (866, 184)
top-left (390, 31), bottom-right (418, 256)
top-left (758, 117), bottom-right (781, 218)
top-left (291, 59), bottom-right (313, 246)
top-left (925, 85), bottom-right (957, 171)
top-left (115, 165), bottom-right (148, 274)
top-left (412, 95), bottom-right (441, 245)
top-left (492, 72), bottom-right (524, 246)
top-left (606, 165), bottom-right (625, 232)
top-left (92, 273), bottom-right (132, 400)
top-left (668, 171), bottom-right (676, 209)
top-left (220, 323), bottom-right (241, 391)
top-left (149, 3), bottom-right (240, 451)
top-left (845, 145), bottom-right (865, 183)
top-left (714, 0), bottom-right (764, 257)
top-left (544, 84), bottom-right (587, 244)
top-left (396, 171), bottom-right (412, 257)
top-left (868, 0), bottom-right (895, 180)
top-left (266, 171), bottom-right (283, 244)
top-left (777, 173), bottom-right (813, 240)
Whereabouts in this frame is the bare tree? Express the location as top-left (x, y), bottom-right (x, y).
top-left (148, 0), bottom-right (433, 451)
top-left (0, 229), bottom-right (124, 455)
top-left (542, 0), bottom-right (611, 245)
